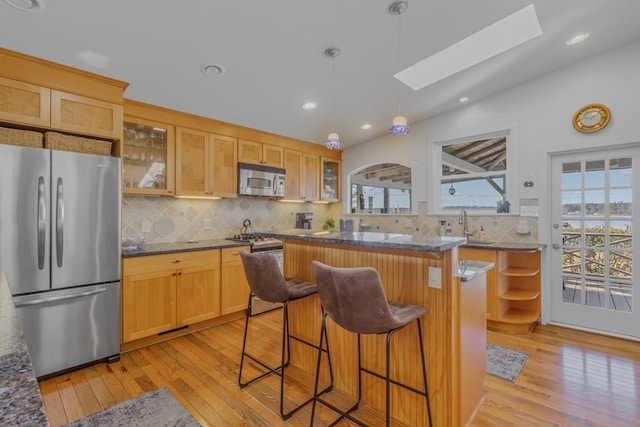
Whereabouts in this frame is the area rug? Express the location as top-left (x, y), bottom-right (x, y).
top-left (65, 386), bottom-right (200, 427)
top-left (487, 343), bottom-right (529, 382)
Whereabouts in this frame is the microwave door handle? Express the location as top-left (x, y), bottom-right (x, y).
top-left (272, 175), bottom-right (278, 195)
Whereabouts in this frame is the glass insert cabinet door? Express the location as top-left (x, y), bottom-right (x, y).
top-left (321, 158), bottom-right (340, 202)
top-left (122, 119), bottom-right (175, 196)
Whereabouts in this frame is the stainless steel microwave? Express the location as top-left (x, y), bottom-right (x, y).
top-left (238, 162), bottom-right (286, 197)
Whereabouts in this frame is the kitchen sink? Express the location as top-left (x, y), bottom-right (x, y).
top-left (465, 240), bottom-right (496, 246)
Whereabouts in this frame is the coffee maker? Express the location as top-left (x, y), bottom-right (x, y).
top-left (295, 212), bottom-right (313, 229)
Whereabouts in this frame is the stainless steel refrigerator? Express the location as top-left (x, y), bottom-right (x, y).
top-left (0, 144), bottom-right (121, 378)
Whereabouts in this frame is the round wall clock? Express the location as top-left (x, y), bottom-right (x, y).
top-left (572, 103), bottom-right (611, 133)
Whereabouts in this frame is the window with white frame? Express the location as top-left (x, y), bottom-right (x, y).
top-left (435, 130), bottom-right (516, 213)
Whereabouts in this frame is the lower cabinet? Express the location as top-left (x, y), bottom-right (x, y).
top-left (121, 250), bottom-right (220, 343)
top-left (220, 246), bottom-right (251, 315)
top-left (459, 247), bottom-right (541, 333)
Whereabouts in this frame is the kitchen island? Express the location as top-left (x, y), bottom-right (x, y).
top-left (261, 230), bottom-right (489, 427)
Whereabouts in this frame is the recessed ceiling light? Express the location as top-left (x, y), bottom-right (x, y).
top-left (566, 33), bottom-right (589, 45)
top-left (395, 4), bottom-right (542, 91)
top-left (302, 102), bottom-right (317, 110)
top-left (360, 124), bottom-right (372, 130)
top-left (201, 64), bottom-right (225, 77)
top-left (459, 97), bottom-right (469, 103)
top-left (5, 0), bottom-right (45, 11)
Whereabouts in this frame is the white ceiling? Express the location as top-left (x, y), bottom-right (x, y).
top-left (2, 0), bottom-right (640, 148)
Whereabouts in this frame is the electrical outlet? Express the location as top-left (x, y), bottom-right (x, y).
top-left (141, 220), bottom-right (151, 233)
top-left (204, 218), bottom-right (212, 230)
top-left (428, 266), bottom-right (442, 289)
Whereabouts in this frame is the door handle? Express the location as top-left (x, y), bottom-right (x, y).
top-left (55, 177), bottom-right (64, 268)
top-left (552, 243), bottom-right (560, 249)
top-left (14, 287), bottom-right (107, 307)
top-left (37, 176), bottom-right (46, 270)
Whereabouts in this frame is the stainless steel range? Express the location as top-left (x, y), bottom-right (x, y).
top-left (226, 234), bottom-right (284, 315)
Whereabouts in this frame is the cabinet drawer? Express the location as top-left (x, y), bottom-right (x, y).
top-left (123, 250), bottom-right (218, 275)
top-left (221, 246), bottom-right (250, 263)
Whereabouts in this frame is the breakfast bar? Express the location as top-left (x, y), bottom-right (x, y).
top-left (262, 230), bottom-right (491, 426)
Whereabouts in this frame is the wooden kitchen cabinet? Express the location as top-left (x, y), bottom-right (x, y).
top-left (459, 247), bottom-right (540, 333)
top-left (321, 157), bottom-right (340, 202)
top-left (0, 77), bottom-right (123, 139)
top-left (497, 250), bottom-right (541, 331)
top-left (220, 246), bottom-right (251, 315)
top-left (0, 76), bottom-right (51, 127)
top-left (121, 250), bottom-right (220, 343)
top-left (176, 127), bottom-right (237, 198)
top-left (122, 117), bottom-right (175, 196)
top-left (283, 148), bottom-right (319, 201)
top-left (50, 90), bottom-right (123, 139)
top-left (238, 139), bottom-right (284, 167)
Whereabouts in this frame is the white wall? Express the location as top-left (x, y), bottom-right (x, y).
top-left (343, 38), bottom-right (640, 324)
top-left (343, 38), bottom-right (640, 212)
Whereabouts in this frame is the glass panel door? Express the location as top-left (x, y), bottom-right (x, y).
top-left (550, 147), bottom-right (639, 338)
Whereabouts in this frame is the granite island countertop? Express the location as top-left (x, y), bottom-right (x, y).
top-left (260, 229), bottom-right (467, 253)
top-left (462, 241), bottom-right (546, 251)
top-left (122, 238), bottom-right (249, 258)
top-left (0, 273), bottom-right (49, 426)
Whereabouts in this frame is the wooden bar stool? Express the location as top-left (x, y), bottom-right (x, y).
top-left (310, 260), bottom-right (432, 426)
top-left (238, 250), bottom-right (333, 420)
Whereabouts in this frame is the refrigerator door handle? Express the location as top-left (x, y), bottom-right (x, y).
top-left (55, 177), bottom-right (64, 268)
top-left (37, 176), bottom-right (47, 270)
top-left (14, 287), bottom-right (108, 307)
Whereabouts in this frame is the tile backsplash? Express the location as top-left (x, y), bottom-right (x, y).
top-left (122, 198), bottom-right (538, 245)
top-left (122, 196), bottom-right (342, 244)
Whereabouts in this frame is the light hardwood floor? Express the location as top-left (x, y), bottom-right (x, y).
top-left (39, 311), bottom-right (640, 426)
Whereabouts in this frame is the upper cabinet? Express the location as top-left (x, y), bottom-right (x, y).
top-left (0, 77), bottom-right (123, 140)
top-left (238, 139), bottom-right (284, 168)
top-left (321, 158), bottom-right (341, 202)
top-left (50, 90), bottom-right (123, 139)
top-left (122, 117), bottom-right (175, 196)
top-left (0, 76), bottom-right (50, 127)
top-left (176, 127), bottom-right (237, 198)
top-left (284, 149), bottom-right (319, 201)
top-left (0, 49), bottom-right (127, 142)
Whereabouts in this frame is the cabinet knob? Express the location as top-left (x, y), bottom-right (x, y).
top-left (178, 271), bottom-right (183, 276)
top-left (172, 272), bottom-right (177, 276)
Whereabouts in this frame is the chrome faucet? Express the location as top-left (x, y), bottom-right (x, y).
top-left (458, 209), bottom-right (474, 239)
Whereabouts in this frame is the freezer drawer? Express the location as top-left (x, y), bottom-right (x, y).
top-left (13, 282), bottom-right (120, 378)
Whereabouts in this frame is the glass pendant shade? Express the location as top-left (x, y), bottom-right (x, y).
top-left (389, 115), bottom-right (410, 135)
top-left (326, 132), bottom-right (342, 150)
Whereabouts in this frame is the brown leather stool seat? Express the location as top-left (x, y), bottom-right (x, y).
top-left (238, 250), bottom-right (332, 419)
top-left (310, 260), bottom-right (432, 426)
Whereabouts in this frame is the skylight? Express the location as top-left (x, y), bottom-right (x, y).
top-left (395, 4), bottom-right (543, 91)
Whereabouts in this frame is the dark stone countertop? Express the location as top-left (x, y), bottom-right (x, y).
top-left (0, 273), bottom-right (49, 426)
top-left (462, 241), bottom-right (546, 251)
top-left (260, 229), bottom-right (466, 253)
top-left (122, 239), bottom-right (249, 258)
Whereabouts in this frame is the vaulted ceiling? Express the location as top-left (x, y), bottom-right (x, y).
top-left (2, 1), bottom-right (639, 149)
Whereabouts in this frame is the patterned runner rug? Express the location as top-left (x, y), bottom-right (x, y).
top-left (487, 343), bottom-right (529, 382)
top-left (65, 386), bottom-right (200, 427)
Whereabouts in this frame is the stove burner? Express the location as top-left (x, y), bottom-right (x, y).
top-left (231, 234), bottom-right (265, 241)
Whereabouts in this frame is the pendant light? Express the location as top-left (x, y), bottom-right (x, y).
top-left (325, 47), bottom-right (342, 150)
top-left (389, 0), bottom-right (410, 136)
